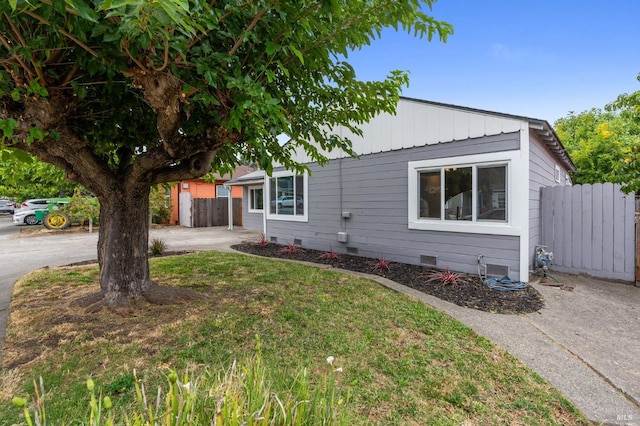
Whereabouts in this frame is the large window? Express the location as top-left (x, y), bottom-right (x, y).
top-left (408, 152), bottom-right (521, 235)
top-left (418, 165), bottom-right (507, 222)
top-left (248, 186), bottom-right (263, 212)
top-left (266, 172), bottom-right (307, 221)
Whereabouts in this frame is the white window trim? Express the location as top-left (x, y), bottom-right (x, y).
top-left (265, 170), bottom-right (309, 222)
top-left (248, 185), bottom-right (264, 213)
top-left (554, 165), bottom-right (562, 183)
top-left (408, 151), bottom-right (524, 236)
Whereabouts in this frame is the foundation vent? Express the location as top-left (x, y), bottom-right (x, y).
top-left (420, 255), bottom-right (438, 267)
top-left (294, 238), bottom-right (302, 245)
top-left (486, 264), bottom-right (509, 277)
top-left (346, 247), bottom-right (359, 254)
top-left (270, 236), bottom-right (278, 243)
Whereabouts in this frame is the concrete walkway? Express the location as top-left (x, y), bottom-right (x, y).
top-left (1, 224), bottom-right (639, 425)
top-left (371, 273), bottom-right (640, 425)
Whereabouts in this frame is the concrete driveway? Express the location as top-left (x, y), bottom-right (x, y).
top-left (1, 216), bottom-right (639, 424)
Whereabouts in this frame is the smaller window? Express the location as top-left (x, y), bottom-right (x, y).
top-left (554, 165), bottom-right (561, 183)
top-left (249, 186), bottom-right (264, 211)
top-left (216, 185), bottom-right (229, 198)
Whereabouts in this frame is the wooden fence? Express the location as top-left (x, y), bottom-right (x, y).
top-left (540, 183), bottom-right (636, 282)
top-left (192, 198), bottom-right (242, 228)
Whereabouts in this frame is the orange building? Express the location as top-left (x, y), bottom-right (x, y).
top-left (169, 165), bottom-right (254, 225)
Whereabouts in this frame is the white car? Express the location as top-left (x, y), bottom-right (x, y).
top-left (13, 208), bottom-right (44, 225)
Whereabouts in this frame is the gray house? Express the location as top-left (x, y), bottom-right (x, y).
top-left (228, 97), bottom-right (575, 282)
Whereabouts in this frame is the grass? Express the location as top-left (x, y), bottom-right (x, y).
top-left (0, 252), bottom-right (590, 425)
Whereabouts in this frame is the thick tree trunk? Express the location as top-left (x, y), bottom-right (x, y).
top-left (74, 185), bottom-right (204, 312)
top-left (97, 186), bottom-right (152, 307)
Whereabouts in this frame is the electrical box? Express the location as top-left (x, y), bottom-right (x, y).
top-left (341, 211), bottom-right (351, 219)
top-left (337, 232), bottom-right (348, 243)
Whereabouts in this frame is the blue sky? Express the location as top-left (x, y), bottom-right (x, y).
top-left (346, 1), bottom-right (640, 124)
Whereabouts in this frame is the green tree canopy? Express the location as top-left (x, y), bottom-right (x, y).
top-left (0, 0), bottom-right (452, 310)
top-left (0, 150), bottom-right (78, 201)
top-left (554, 108), bottom-right (635, 186)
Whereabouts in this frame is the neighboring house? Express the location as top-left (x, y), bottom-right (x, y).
top-left (227, 97), bottom-right (575, 282)
top-left (169, 165), bottom-right (254, 225)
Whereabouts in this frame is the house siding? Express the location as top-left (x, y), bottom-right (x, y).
top-left (266, 133), bottom-right (522, 278)
top-left (241, 187), bottom-right (264, 231)
top-left (528, 131), bottom-right (570, 269)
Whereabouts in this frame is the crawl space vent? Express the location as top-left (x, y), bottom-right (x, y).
top-left (270, 236), bottom-right (278, 243)
top-left (486, 264), bottom-right (509, 277)
top-left (346, 247), bottom-right (359, 254)
top-left (420, 255), bottom-right (438, 267)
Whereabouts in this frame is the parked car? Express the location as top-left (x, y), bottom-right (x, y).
top-left (273, 195), bottom-right (304, 209)
top-left (19, 198), bottom-right (51, 210)
top-left (0, 200), bottom-right (15, 214)
top-left (13, 208), bottom-right (43, 225)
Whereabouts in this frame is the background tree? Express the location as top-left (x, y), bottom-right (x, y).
top-left (0, 0), bottom-right (452, 311)
top-left (605, 74), bottom-right (640, 193)
top-left (0, 150), bottom-right (78, 201)
top-left (555, 107), bottom-right (639, 189)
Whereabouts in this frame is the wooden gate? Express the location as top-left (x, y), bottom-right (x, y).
top-left (540, 183), bottom-right (636, 282)
top-left (192, 198), bottom-right (242, 228)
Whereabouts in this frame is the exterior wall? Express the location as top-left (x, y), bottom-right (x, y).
top-left (528, 131), bottom-right (571, 270)
top-left (241, 186), bottom-right (265, 231)
top-left (265, 133), bottom-right (523, 279)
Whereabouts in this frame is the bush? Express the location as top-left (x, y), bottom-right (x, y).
top-left (149, 238), bottom-right (167, 256)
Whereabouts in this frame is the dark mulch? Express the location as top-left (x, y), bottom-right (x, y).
top-left (231, 242), bottom-right (545, 315)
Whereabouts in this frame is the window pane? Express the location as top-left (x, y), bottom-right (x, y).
top-left (295, 175), bottom-right (304, 216)
top-left (250, 188), bottom-right (263, 210)
top-left (216, 185), bottom-right (229, 198)
top-left (445, 167), bottom-right (472, 220)
top-left (419, 171), bottom-right (441, 218)
top-left (477, 166), bottom-right (506, 221)
top-left (255, 188), bottom-right (263, 210)
top-left (274, 176), bottom-right (294, 215)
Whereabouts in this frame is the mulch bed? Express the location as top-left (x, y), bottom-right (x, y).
top-left (232, 242), bottom-right (545, 315)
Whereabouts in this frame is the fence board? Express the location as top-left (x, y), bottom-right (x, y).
top-left (591, 183), bottom-right (603, 270)
top-left (581, 185), bottom-right (592, 270)
top-left (541, 183), bottom-right (635, 282)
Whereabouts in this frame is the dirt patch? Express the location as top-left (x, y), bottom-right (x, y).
top-left (232, 242), bottom-right (545, 314)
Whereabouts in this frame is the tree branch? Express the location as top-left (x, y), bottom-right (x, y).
top-left (0, 30), bottom-right (36, 82)
top-left (148, 151), bottom-right (218, 185)
top-left (21, 9), bottom-right (99, 58)
top-left (229, 7), bottom-right (267, 56)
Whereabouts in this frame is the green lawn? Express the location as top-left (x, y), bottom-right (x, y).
top-left (0, 251), bottom-right (590, 425)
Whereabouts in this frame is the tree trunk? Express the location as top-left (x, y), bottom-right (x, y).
top-left (74, 185), bottom-right (204, 312)
top-left (97, 186), bottom-right (152, 308)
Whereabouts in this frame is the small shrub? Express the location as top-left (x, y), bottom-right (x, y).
top-left (150, 238), bottom-right (167, 256)
top-left (279, 240), bottom-right (305, 255)
top-left (255, 233), bottom-right (269, 248)
top-left (426, 268), bottom-right (468, 286)
top-left (318, 246), bottom-right (341, 261)
top-left (371, 256), bottom-right (391, 272)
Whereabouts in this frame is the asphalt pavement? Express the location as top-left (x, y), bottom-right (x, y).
top-left (0, 216), bottom-right (639, 425)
